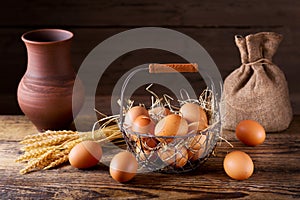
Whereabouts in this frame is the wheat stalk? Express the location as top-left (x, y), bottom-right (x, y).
top-left (21, 130), bottom-right (77, 144)
top-left (16, 146), bottom-right (56, 162)
top-left (17, 120), bottom-right (123, 174)
top-left (20, 149), bottom-right (57, 174)
top-left (21, 134), bottom-right (79, 151)
top-left (44, 154), bottom-right (69, 170)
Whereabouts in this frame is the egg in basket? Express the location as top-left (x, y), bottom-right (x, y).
top-left (118, 63), bottom-right (221, 173)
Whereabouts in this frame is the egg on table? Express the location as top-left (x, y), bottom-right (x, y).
top-left (236, 120), bottom-right (266, 146)
top-left (110, 151), bottom-right (138, 183)
top-left (223, 150), bottom-right (254, 180)
top-left (69, 141), bottom-right (102, 169)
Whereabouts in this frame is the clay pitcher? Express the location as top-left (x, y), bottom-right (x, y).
top-left (18, 29), bottom-right (84, 131)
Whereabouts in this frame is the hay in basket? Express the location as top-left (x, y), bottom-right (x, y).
top-left (119, 83), bottom-right (222, 173)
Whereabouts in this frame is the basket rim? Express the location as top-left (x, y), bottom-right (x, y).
top-left (119, 119), bottom-right (221, 139)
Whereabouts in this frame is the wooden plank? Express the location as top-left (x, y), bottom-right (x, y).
top-left (1, 27), bottom-right (299, 114)
top-left (2, 26), bottom-right (299, 88)
top-left (0, 0), bottom-right (299, 27)
top-left (0, 115), bottom-right (299, 199)
top-left (0, 115), bottom-right (37, 140)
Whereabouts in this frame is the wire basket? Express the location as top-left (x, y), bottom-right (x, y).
top-left (118, 64), bottom-right (221, 173)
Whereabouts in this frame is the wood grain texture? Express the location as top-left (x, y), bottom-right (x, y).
top-left (1, 27), bottom-right (299, 114)
top-left (0, 0), bottom-right (299, 114)
top-left (0, 0), bottom-right (299, 27)
top-left (0, 115), bottom-right (299, 199)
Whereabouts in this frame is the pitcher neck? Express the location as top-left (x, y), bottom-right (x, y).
top-left (24, 41), bottom-right (75, 79)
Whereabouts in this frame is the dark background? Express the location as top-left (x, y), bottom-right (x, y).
top-left (0, 0), bottom-right (299, 114)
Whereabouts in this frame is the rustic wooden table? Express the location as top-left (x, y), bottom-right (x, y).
top-left (1, 115), bottom-right (299, 199)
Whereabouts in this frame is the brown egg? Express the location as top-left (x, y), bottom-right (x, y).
top-left (132, 115), bottom-right (155, 135)
top-left (223, 151), bottom-right (254, 180)
top-left (187, 134), bottom-right (207, 161)
top-left (136, 146), bottom-right (158, 162)
top-left (149, 106), bottom-right (171, 116)
top-left (188, 121), bottom-right (208, 133)
top-left (110, 151), bottom-right (138, 183)
top-left (69, 141), bottom-right (102, 169)
top-left (158, 146), bottom-right (188, 168)
top-left (236, 120), bottom-right (266, 146)
top-left (129, 134), bottom-right (158, 150)
top-left (188, 134), bottom-right (207, 151)
top-left (124, 106), bottom-right (149, 126)
top-left (136, 136), bottom-right (159, 149)
top-left (155, 114), bottom-right (188, 137)
top-left (131, 115), bottom-right (158, 149)
top-left (188, 147), bottom-right (205, 161)
top-left (180, 103), bottom-right (208, 125)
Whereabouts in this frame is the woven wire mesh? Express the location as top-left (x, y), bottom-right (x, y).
top-left (120, 91), bottom-right (221, 173)
top-left (118, 67), bottom-right (221, 173)
top-left (122, 119), bottom-right (220, 173)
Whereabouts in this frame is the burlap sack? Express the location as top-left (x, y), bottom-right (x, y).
top-left (223, 32), bottom-right (293, 132)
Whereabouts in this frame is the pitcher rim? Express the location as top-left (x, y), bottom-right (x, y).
top-left (21, 29), bottom-right (73, 44)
